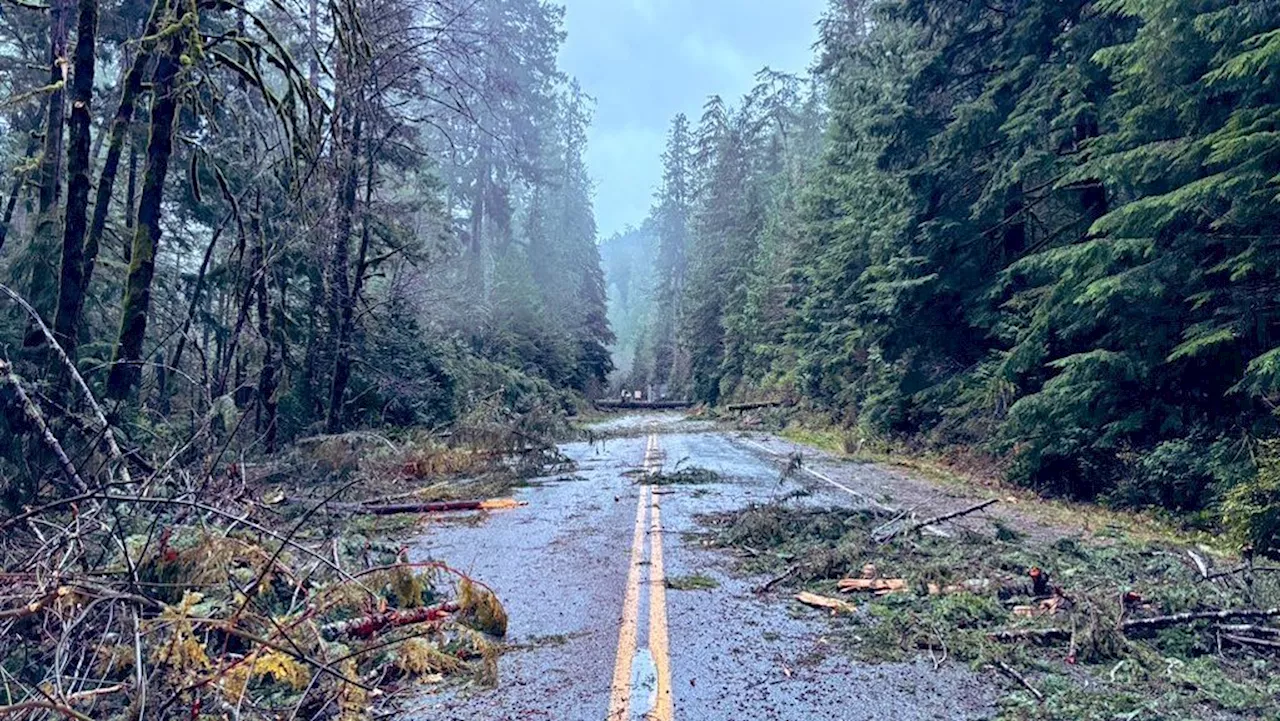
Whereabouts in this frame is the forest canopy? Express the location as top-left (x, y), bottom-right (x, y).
top-left (610, 0), bottom-right (1280, 520)
top-left (0, 0), bottom-right (613, 474)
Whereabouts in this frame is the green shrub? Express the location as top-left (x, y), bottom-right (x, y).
top-left (1222, 441), bottom-right (1280, 558)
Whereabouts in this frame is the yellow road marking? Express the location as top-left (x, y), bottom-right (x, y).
top-left (607, 481), bottom-right (650, 721)
top-left (647, 464), bottom-right (674, 721)
top-left (608, 431), bottom-right (676, 721)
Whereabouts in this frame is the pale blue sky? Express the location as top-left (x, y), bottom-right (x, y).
top-left (558, 0), bottom-right (827, 238)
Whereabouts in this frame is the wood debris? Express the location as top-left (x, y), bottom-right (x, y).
top-left (795, 591), bottom-right (856, 614)
top-left (837, 578), bottom-right (909, 595)
top-left (344, 498), bottom-right (527, 515)
top-left (321, 602), bottom-right (459, 640)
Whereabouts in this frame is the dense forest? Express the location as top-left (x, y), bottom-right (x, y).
top-left (0, 0), bottom-right (616, 714)
top-left (612, 0), bottom-right (1280, 529)
top-left (0, 0), bottom-right (613, 496)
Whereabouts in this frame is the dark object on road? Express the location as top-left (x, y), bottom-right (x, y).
top-left (646, 465), bottom-right (722, 486)
top-left (344, 498), bottom-right (526, 515)
top-left (594, 399), bottom-right (694, 411)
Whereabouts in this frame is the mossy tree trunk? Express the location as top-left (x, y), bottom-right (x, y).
top-left (80, 0), bottom-right (166, 310)
top-left (0, 109), bottom-right (42, 255)
top-left (51, 0), bottom-right (99, 356)
top-left (25, 0), bottom-right (73, 337)
top-left (327, 131), bottom-right (374, 434)
top-left (324, 105), bottom-right (362, 433)
top-left (105, 7), bottom-right (187, 400)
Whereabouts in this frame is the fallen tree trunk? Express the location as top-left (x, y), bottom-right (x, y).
top-left (322, 602), bottom-right (458, 640)
top-left (594, 400), bottom-right (693, 411)
top-left (725, 401), bottom-right (785, 412)
top-left (1122, 607), bottom-right (1280, 633)
top-left (340, 498), bottom-right (525, 516)
top-left (991, 607), bottom-right (1280, 644)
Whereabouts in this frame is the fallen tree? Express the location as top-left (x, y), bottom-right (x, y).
top-left (725, 400), bottom-right (786, 412)
top-left (338, 498), bottom-right (527, 515)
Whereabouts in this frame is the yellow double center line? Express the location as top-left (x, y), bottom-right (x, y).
top-left (607, 432), bottom-right (673, 721)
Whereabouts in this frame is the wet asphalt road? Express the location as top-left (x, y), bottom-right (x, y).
top-left (404, 415), bottom-right (996, 720)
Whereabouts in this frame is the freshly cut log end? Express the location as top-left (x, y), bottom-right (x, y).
top-left (795, 591), bottom-right (856, 614)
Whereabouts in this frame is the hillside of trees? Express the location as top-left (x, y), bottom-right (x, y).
top-left (614, 0), bottom-right (1280, 524)
top-left (0, 0), bottom-right (613, 501)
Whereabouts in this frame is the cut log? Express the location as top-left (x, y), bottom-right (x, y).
top-left (837, 578), bottom-right (909, 595)
top-left (344, 498), bottom-right (526, 516)
top-left (795, 591), bottom-right (856, 614)
top-left (321, 602), bottom-right (459, 640)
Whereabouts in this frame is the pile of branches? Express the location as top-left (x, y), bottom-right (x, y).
top-left (0, 309), bottom-right (507, 720)
top-left (2, 474), bottom-right (508, 719)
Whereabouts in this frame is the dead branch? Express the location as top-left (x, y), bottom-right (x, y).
top-left (993, 608), bottom-right (1280, 645)
top-left (0, 283), bottom-right (133, 485)
top-left (320, 602), bottom-right (459, 640)
top-left (0, 361), bottom-right (88, 493)
top-left (0, 700), bottom-right (94, 721)
top-left (340, 498), bottom-right (524, 515)
top-left (883, 499), bottom-right (998, 541)
top-left (1216, 623), bottom-right (1280, 637)
top-left (1122, 607), bottom-right (1280, 633)
top-left (754, 564), bottom-right (800, 595)
top-left (989, 660), bottom-right (1043, 702)
top-left (1222, 634), bottom-right (1280, 651)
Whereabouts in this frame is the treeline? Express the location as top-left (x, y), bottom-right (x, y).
top-left (0, 0), bottom-right (611, 506)
top-left (619, 0), bottom-right (1280, 515)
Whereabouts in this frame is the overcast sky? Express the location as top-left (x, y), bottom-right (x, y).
top-left (557, 0), bottom-right (827, 239)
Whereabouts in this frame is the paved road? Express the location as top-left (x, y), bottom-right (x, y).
top-left (404, 416), bottom-right (996, 720)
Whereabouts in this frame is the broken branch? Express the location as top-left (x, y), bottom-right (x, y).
top-left (340, 498), bottom-right (526, 515)
top-left (883, 499), bottom-right (998, 541)
top-left (320, 602), bottom-right (459, 640)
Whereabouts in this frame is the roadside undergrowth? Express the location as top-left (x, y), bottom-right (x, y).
top-left (2, 396), bottom-right (570, 719)
top-left (769, 420), bottom-right (1227, 551)
top-left (705, 502), bottom-right (1280, 720)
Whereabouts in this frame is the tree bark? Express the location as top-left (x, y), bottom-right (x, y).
top-left (0, 122), bottom-right (41, 256)
top-left (51, 0), bottom-right (99, 356)
top-left (253, 195), bottom-right (278, 451)
top-left (25, 0), bottom-right (74, 333)
top-left (324, 105), bottom-right (362, 433)
top-left (80, 0), bottom-right (166, 306)
top-left (326, 133), bottom-right (374, 436)
top-left (105, 7), bottom-right (187, 400)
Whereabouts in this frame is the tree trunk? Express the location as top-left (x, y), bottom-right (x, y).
top-left (105, 8), bottom-right (187, 400)
top-left (160, 211), bottom-right (230, 412)
top-left (324, 103), bottom-right (362, 433)
top-left (252, 195), bottom-right (278, 451)
top-left (80, 0), bottom-right (166, 306)
top-left (327, 134), bottom-right (374, 434)
top-left (0, 120), bottom-right (41, 256)
top-left (51, 0), bottom-right (99, 356)
top-left (25, 0), bottom-right (73, 334)
top-left (468, 148), bottom-right (488, 301)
